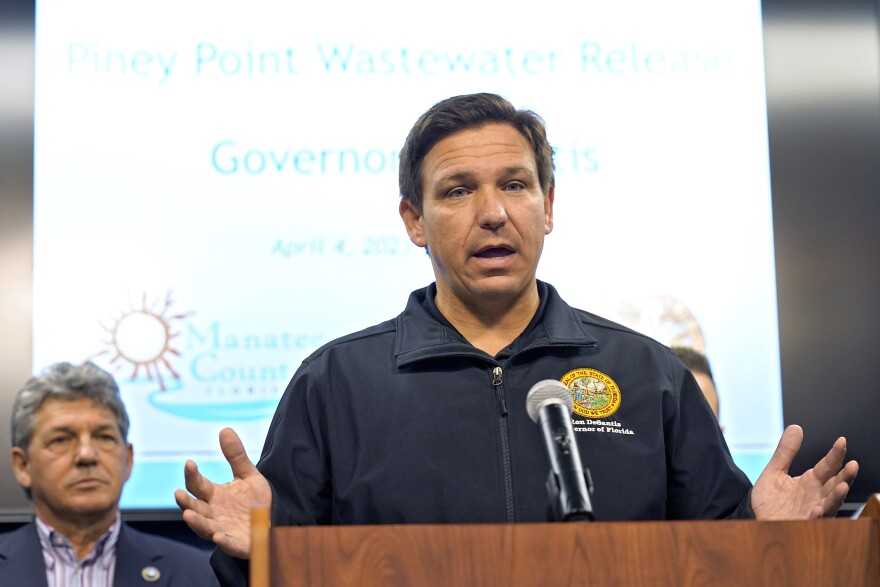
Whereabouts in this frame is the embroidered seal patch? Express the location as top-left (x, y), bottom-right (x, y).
top-left (561, 368), bottom-right (621, 419)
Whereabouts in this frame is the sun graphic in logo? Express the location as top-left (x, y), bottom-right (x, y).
top-left (92, 291), bottom-right (193, 391)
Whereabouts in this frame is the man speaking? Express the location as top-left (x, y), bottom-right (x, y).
top-left (175, 93), bottom-right (858, 585)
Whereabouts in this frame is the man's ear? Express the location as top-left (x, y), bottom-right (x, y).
top-left (124, 443), bottom-right (134, 483)
top-left (399, 199), bottom-right (427, 247)
top-left (11, 447), bottom-right (32, 490)
top-left (544, 185), bottom-right (555, 235)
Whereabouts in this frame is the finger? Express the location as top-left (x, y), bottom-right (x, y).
top-left (840, 459), bottom-right (860, 484)
top-left (174, 487), bottom-right (208, 514)
top-left (173, 487), bottom-right (195, 511)
top-left (810, 437), bottom-right (847, 484)
top-left (183, 459), bottom-right (215, 502)
top-left (827, 460), bottom-right (860, 494)
top-left (173, 486), bottom-right (217, 527)
top-left (763, 424), bottom-right (803, 475)
top-left (818, 460), bottom-right (858, 517)
top-left (219, 427), bottom-right (259, 480)
top-left (180, 506), bottom-right (218, 542)
top-left (818, 480), bottom-right (852, 518)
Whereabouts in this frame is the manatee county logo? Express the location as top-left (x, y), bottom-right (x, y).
top-left (561, 368), bottom-right (621, 419)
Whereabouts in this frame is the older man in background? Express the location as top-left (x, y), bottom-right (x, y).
top-left (0, 361), bottom-right (218, 586)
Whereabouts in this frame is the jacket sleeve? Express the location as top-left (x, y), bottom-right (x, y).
top-left (209, 548), bottom-right (249, 587)
top-left (663, 358), bottom-right (754, 520)
top-left (258, 360), bottom-right (333, 526)
top-left (210, 359), bottom-right (333, 587)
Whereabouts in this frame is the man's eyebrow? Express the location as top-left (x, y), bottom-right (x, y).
top-left (437, 171), bottom-right (474, 184)
top-left (42, 425), bottom-right (75, 436)
top-left (500, 165), bottom-right (536, 176)
top-left (92, 423), bottom-right (119, 433)
top-left (43, 422), bottom-right (118, 435)
top-left (437, 166), bottom-right (536, 183)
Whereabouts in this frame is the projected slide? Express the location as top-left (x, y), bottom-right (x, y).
top-left (32, 0), bottom-right (780, 507)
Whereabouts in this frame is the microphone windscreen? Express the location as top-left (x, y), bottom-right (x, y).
top-left (526, 379), bottom-right (574, 422)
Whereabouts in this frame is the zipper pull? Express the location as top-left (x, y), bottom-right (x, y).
top-left (492, 366), bottom-right (503, 387)
top-left (492, 366), bottom-right (508, 416)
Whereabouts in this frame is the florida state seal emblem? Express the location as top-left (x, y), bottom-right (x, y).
top-left (561, 368), bottom-right (622, 419)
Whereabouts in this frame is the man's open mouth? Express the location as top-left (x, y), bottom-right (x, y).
top-left (475, 247), bottom-right (514, 258)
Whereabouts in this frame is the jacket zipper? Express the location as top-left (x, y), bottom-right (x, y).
top-left (492, 366), bottom-right (516, 522)
top-left (493, 366), bottom-right (508, 415)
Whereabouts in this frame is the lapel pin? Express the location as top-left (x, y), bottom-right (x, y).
top-left (141, 566), bottom-right (161, 582)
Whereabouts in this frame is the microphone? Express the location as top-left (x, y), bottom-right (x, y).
top-left (526, 379), bottom-right (595, 522)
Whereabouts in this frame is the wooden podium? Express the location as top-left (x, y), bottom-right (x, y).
top-left (251, 495), bottom-right (880, 586)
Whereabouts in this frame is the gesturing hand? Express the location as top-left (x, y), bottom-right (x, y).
top-left (751, 424), bottom-right (859, 520)
top-left (174, 427), bottom-right (273, 559)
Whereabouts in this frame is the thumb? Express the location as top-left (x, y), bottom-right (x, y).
top-left (218, 427), bottom-right (258, 480)
top-left (763, 424), bottom-right (804, 476)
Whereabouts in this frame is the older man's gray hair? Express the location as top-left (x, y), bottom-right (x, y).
top-left (11, 361), bottom-right (130, 450)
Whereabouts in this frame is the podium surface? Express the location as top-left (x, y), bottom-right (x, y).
top-left (251, 500), bottom-right (880, 586)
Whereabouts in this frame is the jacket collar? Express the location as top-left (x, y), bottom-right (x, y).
top-left (394, 280), bottom-right (597, 367)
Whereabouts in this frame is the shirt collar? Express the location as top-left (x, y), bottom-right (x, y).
top-left (395, 280), bottom-right (596, 366)
top-left (35, 512), bottom-right (122, 570)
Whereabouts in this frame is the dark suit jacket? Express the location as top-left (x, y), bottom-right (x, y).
top-left (0, 520), bottom-right (219, 586)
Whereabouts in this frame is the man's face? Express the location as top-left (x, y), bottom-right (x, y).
top-left (11, 397), bottom-right (133, 528)
top-left (400, 123), bottom-right (554, 311)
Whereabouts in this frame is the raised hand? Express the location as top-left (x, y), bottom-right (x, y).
top-left (751, 424), bottom-right (859, 520)
top-left (174, 427), bottom-right (272, 559)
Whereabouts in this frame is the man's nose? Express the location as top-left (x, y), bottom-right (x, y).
top-left (74, 436), bottom-right (99, 464)
top-left (477, 189), bottom-right (508, 230)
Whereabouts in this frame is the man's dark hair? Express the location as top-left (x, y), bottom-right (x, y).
top-left (670, 346), bottom-right (715, 382)
top-left (398, 92), bottom-right (555, 211)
